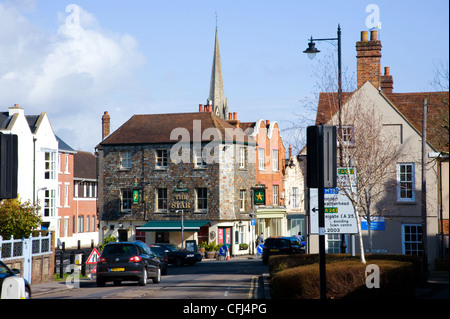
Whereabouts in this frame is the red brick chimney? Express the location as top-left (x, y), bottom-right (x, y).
top-left (380, 66), bottom-right (393, 93)
top-left (356, 30), bottom-right (382, 89)
top-left (102, 111), bottom-right (110, 140)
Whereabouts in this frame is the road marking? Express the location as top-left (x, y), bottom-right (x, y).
top-left (248, 275), bottom-right (258, 299)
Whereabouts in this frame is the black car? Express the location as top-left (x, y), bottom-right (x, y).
top-left (262, 236), bottom-right (305, 264)
top-left (158, 244), bottom-right (202, 266)
top-left (96, 241), bottom-right (161, 287)
top-left (0, 260), bottom-right (31, 299)
top-left (148, 244), bottom-right (168, 275)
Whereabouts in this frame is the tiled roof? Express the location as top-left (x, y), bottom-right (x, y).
top-left (316, 90), bottom-right (449, 152)
top-left (74, 151), bottom-right (96, 180)
top-left (100, 112), bottom-right (255, 146)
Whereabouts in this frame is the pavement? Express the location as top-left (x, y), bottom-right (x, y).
top-left (30, 257), bottom-right (448, 299)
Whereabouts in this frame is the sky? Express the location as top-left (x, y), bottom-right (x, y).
top-left (0, 0), bottom-right (448, 152)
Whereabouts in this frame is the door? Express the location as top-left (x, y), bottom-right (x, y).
top-left (218, 227), bottom-right (232, 256)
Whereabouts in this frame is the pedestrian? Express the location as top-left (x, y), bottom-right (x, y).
top-left (257, 232), bottom-right (264, 246)
top-left (296, 232), bottom-right (303, 242)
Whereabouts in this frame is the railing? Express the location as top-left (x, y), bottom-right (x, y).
top-left (0, 233), bottom-right (52, 260)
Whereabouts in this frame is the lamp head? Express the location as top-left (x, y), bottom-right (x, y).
top-left (303, 40), bottom-right (320, 60)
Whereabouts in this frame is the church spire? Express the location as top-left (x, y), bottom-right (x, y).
top-left (208, 26), bottom-right (228, 119)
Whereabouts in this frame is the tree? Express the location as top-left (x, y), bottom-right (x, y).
top-left (327, 89), bottom-right (404, 263)
top-left (0, 197), bottom-right (41, 239)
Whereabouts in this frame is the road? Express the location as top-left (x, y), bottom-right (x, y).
top-left (35, 256), bottom-right (268, 299)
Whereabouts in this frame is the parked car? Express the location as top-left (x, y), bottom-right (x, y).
top-left (96, 241), bottom-right (161, 287)
top-left (148, 244), bottom-right (168, 275)
top-left (0, 260), bottom-right (31, 299)
top-left (158, 243), bottom-right (202, 266)
top-left (262, 236), bottom-right (305, 264)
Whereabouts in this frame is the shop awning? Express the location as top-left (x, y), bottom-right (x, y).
top-left (256, 208), bottom-right (287, 219)
top-left (136, 220), bottom-right (210, 232)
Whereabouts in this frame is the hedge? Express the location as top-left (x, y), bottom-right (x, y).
top-left (269, 254), bottom-right (422, 299)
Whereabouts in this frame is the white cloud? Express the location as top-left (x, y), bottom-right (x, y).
top-left (0, 2), bottom-right (146, 151)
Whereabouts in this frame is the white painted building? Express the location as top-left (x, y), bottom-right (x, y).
top-left (0, 105), bottom-right (59, 233)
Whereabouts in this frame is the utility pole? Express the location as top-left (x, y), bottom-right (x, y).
top-left (421, 98), bottom-right (428, 279)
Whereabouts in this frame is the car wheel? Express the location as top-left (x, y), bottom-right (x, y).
top-left (152, 267), bottom-right (161, 284)
top-left (138, 268), bottom-right (147, 286)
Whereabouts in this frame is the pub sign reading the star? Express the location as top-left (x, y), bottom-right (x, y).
top-left (254, 189), bottom-right (266, 205)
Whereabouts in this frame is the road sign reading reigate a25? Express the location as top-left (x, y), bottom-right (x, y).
top-left (310, 167), bottom-right (358, 234)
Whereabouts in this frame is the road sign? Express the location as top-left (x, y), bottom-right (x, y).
top-left (310, 168), bottom-right (358, 234)
top-left (218, 245), bottom-right (228, 256)
top-left (86, 248), bottom-right (100, 264)
top-left (256, 244), bottom-right (263, 254)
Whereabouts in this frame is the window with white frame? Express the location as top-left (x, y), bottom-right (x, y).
top-left (273, 185), bottom-right (279, 206)
top-left (239, 147), bottom-right (246, 169)
top-left (194, 147), bottom-right (206, 168)
top-left (258, 148), bottom-right (265, 170)
top-left (292, 187), bottom-right (299, 209)
top-left (239, 189), bottom-right (246, 211)
top-left (44, 189), bottom-right (56, 217)
top-left (156, 149), bottom-right (168, 168)
top-left (64, 184), bottom-right (69, 207)
top-left (402, 224), bottom-right (423, 256)
top-left (272, 150), bottom-right (279, 171)
top-left (341, 125), bottom-right (354, 145)
top-left (64, 154), bottom-right (69, 173)
top-left (78, 215), bottom-right (84, 233)
top-left (157, 188), bottom-right (168, 211)
top-left (44, 152), bottom-right (56, 179)
top-left (397, 163), bottom-right (415, 202)
top-left (121, 189), bottom-right (132, 212)
top-left (120, 151), bottom-right (132, 169)
top-left (196, 188), bottom-right (208, 211)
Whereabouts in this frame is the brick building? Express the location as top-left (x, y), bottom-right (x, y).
top-left (96, 109), bottom-right (256, 255)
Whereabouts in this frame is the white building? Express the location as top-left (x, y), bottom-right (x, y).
top-left (1, 104), bottom-right (59, 233)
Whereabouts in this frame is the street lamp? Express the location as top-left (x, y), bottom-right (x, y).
top-left (303, 24), bottom-right (344, 300)
top-left (303, 25), bottom-right (343, 167)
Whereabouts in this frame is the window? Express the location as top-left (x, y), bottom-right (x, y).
top-left (239, 190), bottom-right (246, 211)
top-left (64, 154), bottom-right (69, 173)
top-left (292, 187), bottom-right (299, 209)
top-left (45, 152), bottom-right (56, 179)
top-left (120, 151), bottom-right (132, 169)
top-left (327, 234), bottom-right (342, 253)
top-left (272, 150), bottom-right (279, 171)
top-left (156, 149), bottom-right (168, 168)
top-left (197, 188), bottom-right (208, 210)
top-left (341, 126), bottom-right (354, 145)
top-left (157, 188), bottom-right (168, 211)
top-left (402, 224), bottom-right (423, 256)
top-left (44, 189), bottom-right (56, 217)
top-left (92, 215), bottom-right (96, 232)
top-left (239, 147), bottom-right (246, 169)
top-left (258, 148), bottom-right (265, 170)
top-left (397, 163), bottom-right (415, 202)
top-left (86, 215), bottom-right (90, 232)
top-left (194, 147), bottom-right (206, 168)
top-left (273, 185), bottom-right (279, 206)
top-left (64, 218), bottom-right (68, 237)
top-left (121, 189), bottom-right (132, 211)
top-left (64, 185), bottom-right (69, 207)
top-left (78, 215), bottom-right (84, 233)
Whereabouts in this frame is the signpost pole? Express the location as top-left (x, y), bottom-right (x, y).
top-left (317, 125), bottom-right (327, 300)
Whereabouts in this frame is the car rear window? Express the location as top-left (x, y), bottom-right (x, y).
top-left (264, 238), bottom-right (290, 249)
top-left (102, 244), bottom-right (138, 256)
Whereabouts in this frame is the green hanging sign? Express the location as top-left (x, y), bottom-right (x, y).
top-left (254, 189), bottom-right (265, 205)
top-left (132, 189), bottom-right (140, 204)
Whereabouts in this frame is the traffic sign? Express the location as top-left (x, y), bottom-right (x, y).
top-left (310, 167), bottom-right (358, 234)
top-left (256, 244), bottom-right (264, 254)
top-left (86, 248), bottom-right (100, 264)
top-left (218, 245), bottom-right (228, 256)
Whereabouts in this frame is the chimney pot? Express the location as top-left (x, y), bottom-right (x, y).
top-left (233, 112), bottom-right (237, 120)
top-left (289, 145), bottom-right (292, 158)
top-left (199, 104), bottom-right (203, 112)
top-left (208, 105), bottom-right (212, 113)
top-left (361, 31), bottom-right (368, 41)
top-left (370, 30), bottom-right (377, 41)
top-left (384, 66), bottom-right (390, 76)
top-left (266, 120), bottom-right (270, 126)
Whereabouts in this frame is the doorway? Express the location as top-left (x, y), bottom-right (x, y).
top-left (218, 227), bottom-right (232, 255)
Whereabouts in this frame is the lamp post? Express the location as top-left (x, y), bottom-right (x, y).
top-left (303, 24), bottom-right (343, 167)
top-left (304, 24), bottom-right (344, 300)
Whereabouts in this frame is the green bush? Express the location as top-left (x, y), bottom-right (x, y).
top-left (269, 254), bottom-right (421, 299)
